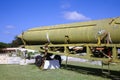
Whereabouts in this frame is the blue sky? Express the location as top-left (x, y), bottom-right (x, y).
top-left (0, 0), bottom-right (120, 43)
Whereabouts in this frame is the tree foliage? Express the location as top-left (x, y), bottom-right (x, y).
top-left (11, 36), bottom-right (23, 47)
top-left (0, 36), bottom-right (23, 48)
top-left (0, 42), bottom-right (10, 48)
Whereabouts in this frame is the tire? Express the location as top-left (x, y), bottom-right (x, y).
top-left (35, 55), bottom-right (43, 67)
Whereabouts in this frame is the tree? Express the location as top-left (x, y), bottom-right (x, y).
top-left (0, 42), bottom-right (10, 48)
top-left (11, 36), bottom-right (23, 47)
top-left (0, 36), bottom-right (24, 48)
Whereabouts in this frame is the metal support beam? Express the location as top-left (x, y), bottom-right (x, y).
top-left (112, 46), bottom-right (118, 62)
top-left (97, 37), bottom-right (101, 45)
top-left (86, 45), bottom-right (92, 58)
top-left (24, 43), bottom-right (120, 63)
top-left (101, 61), bottom-right (110, 75)
top-left (64, 46), bottom-right (69, 67)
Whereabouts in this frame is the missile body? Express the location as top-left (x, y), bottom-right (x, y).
top-left (19, 17), bottom-right (120, 44)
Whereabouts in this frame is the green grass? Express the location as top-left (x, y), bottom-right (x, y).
top-left (0, 61), bottom-right (120, 80)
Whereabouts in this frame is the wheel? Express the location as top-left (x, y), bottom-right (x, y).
top-left (35, 55), bottom-right (43, 67)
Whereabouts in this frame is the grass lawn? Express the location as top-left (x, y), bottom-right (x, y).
top-left (0, 61), bottom-right (120, 80)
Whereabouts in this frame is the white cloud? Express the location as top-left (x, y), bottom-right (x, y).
top-left (6, 25), bottom-right (15, 29)
top-left (63, 11), bottom-right (91, 21)
top-left (61, 3), bottom-right (71, 9)
top-left (3, 25), bottom-right (16, 35)
top-left (3, 31), bottom-right (11, 35)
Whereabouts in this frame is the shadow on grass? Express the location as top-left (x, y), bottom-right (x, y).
top-left (61, 64), bottom-right (120, 80)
